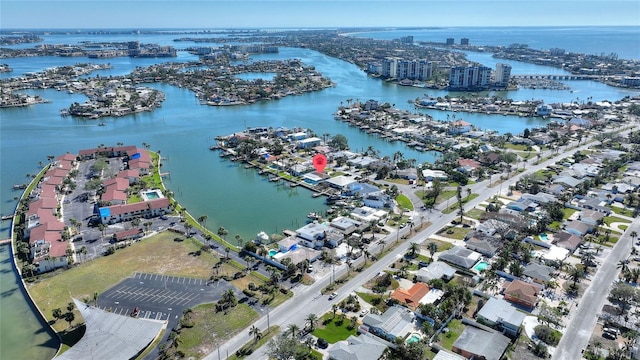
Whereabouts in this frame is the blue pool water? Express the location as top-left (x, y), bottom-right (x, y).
top-left (144, 191), bottom-right (160, 199)
top-left (473, 261), bottom-right (489, 272)
top-left (406, 334), bottom-right (421, 344)
top-left (539, 233), bottom-right (549, 241)
top-left (269, 249), bottom-right (278, 257)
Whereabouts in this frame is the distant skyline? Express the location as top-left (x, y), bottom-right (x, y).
top-left (1, 0), bottom-right (639, 29)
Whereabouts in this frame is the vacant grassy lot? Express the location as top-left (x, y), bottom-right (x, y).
top-left (396, 194), bottom-right (414, 211)
top-left (176, 303), bottom-right (259, 359)
top-left (312, 313), bottom-right (357, 343)
top-left (438, 319), bottom-right (465, 350)
top-left (436, 226), bottom-right (471, 240)
top-left (28, 231), bottom-right (226, 332)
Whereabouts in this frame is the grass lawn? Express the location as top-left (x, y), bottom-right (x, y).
top-left (603, 215), bottom-right (632, 226)
top-left (424, 239), bottom-right (454, 252)
top-left (465, 208), bottom-right (485, 220)
top-left (176, 303), bottom-right (259, 359)
top-left (28, 231), bottom-right (227, 334)
top-left (438, 319), bottom-right (465, 350)
top-left (561, 207), bottom-right (578, 220)
top-left (356, 292), bottom-right (389, 313)
top-left (228, 326), bottom-right (280, 360)
top-left (396, 194), bottom-right (414, 211)
top-left (312, 314), bottom-right (357, 343)
top-left (437, 226), bottom-right (471, 240)
top-left (610, 206), bottom-right (634, 217)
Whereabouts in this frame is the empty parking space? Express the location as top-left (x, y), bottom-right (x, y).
top-left (98, 272), bottom-right (238, 330)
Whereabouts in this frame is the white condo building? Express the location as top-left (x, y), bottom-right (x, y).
top-left (495, 63), bottom-right (512, 87)
top-left (449, 65), bottom-right (492, 90)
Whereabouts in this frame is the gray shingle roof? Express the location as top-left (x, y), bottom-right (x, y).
top-left (453, 326), bottom-right (510, 360)
top-left (55, 299), bottom-right (164, 360)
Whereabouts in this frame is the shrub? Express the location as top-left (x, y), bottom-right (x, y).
top-left (534, 325), bottom-right (561, 346)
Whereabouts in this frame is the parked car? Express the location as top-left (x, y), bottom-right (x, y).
top-left (328, 292), bottom-right (338, 300)
top-left (602, 331), bottom-right (616, 340)
top-left (359, 309), bottom-right (369, 317)
top-left (307, 265), bottom-right (313, 273)
top-left (316, 338), bottom-right (328, 349)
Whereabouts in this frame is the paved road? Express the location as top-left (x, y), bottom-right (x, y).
top-left (552, 218), bottom-right (639, 360)
top-left (202, 139), bottom-right (604, 360)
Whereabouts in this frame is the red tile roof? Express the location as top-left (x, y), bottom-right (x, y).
top-left (503, 280), bottom-right (542, 308)
top-left (104, 198), bottom-right (170, 216)
top-left (390, 282), bottom-right (430, 309)
top-left (56, 153), bottom-right (77, 162)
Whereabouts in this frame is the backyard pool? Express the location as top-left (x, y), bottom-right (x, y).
top-left (269, 249), bottom-right (278, 257)
top-left (539, 233), bottom-right (549, 241)
top-left (473, 261), bottom-right (489, 272)
top-left (406, 333), bottom-right (421, 344)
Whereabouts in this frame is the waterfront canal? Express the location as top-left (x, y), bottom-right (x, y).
top-left (1, 30), bottom-right (638, 359)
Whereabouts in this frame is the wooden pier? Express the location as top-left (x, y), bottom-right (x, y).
top-left (0, 239), bottom-right (12, 246)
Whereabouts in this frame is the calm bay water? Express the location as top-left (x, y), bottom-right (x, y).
top-left (1, 27), bottom-right (638, 359)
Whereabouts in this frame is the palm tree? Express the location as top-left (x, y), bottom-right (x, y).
top-left (197, 215), bottom-right (208, 229)
top-left (630, 230), bottom-right (638, 247)
top-left (427, 242), bottom-right (438, 262)
top-left (217, 226), bottom-right (228, 240)
top-left (286, 323), bottom-right (300, 339)
top-left (184, 222), bottom-right (193, 237)
top-left (305, 313), bottom-right (319, 332)
top-left (569, 266), bottom-right (583, 285)
top-left (332, 303), bottom-right (338, 319)
top-left (249, 325), bottom-right (262, 344)
top-left (409, 242), bottom-right (419, 258)
top-left (617, 260), bottom-right (630, 275)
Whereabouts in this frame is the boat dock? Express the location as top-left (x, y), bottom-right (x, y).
top-left (0, 239), bottom-right (12, 246)
top-left (1, 214), bottom-right (14, 221)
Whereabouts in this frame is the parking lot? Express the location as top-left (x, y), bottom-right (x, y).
top-left (98, 272), bottom-right (238, 323)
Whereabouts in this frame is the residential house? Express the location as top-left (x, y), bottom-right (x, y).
top-left (359, 306), bottom-right (415, 343)
top-left (576, 210), bottom-right (605, 226)
top-left (326, 175), bottom-right (358, 190)
top-left (432, 350), bottom-right (466, 360)
top-left (295, 222), bottom-right (328, 249)
top-left (328, 335), bottom-right (387, 360)
top-left (421, 169), bottom-right (448, 181)
top-left (522, 263), bottom-right (554, 284)
top-left (296, 137), bottom-right (322, 149)
top-left (476, 297), bottom-right (526, 337)
top-left (452, 324), bottom-right (511, 360)
top-left (390, 282), bottom-right (430, 310)
top-left (475, 219), bottom-right (510, 237)
top-left (502, 279), bottom-right (542, 309)
top-left (329, 216), bottom-right (361, 235)
top-left (553, 176), bottom-right (583, 188)
top-left (464, 232), bottom-right (502, 257)
top-left (350, 206), bottom-right (387, 224)
top-left (553, 231), bottom-right (583, 252)
top-left (438, 246), bottom-right (481, 270)
top-left (563, 220), bottom-right (593, 237)
top-left (457, 159), bottom-right (480, 174)
top-left (448, 120), bottom-right (472, 135)
top-left (578, 197), bottom-right (611, 214)
top-left (506, 198), bottom-right (537, 212)
top-left (415, 261), bottom-right (456, 283)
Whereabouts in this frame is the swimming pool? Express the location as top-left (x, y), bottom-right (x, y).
top-left (269, 249), bottom-right (278, 257)
top-left (473, 261), bottom-right (489, 272)
top-left (144, 191), bottom-right (160, 200)
top-left (406, 333), bottom-right (421, 344)
top-left (539, 233), bottom-right (549, 241)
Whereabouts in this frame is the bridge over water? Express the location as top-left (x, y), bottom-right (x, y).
top-left (512, 74), bottom-right (601, 81)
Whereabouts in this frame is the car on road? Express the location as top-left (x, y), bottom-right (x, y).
top-left (328, 292), bottom-right (338, 300)
top-left (307, 265), bottom-right (313, 273)
top-left (160, 215), bottom-right (168, 220)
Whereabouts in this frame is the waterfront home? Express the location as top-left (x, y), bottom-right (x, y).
top-left (295, 222), bottom-right (328, 249)
top-left (296, 137), bottom-right (322, 149)
top-left (350, 206), bottom-right (388, 224)
top-left (476, 297), bottom-right (526, 337)
top-left (29, 221), bottom-right (68, 273)
top-left (502, 279), bottom-right (542, 310)
top-left (359, 306), bottom-right (415, 343)
top-left (98, 198), bottom-right (170, 224)
top-left (390, 282), bottom-right (430, 310)
top-left (327, 334), bottom-right (387, 360)
top-left (329, 216), bottom-right (362, 235)
top-left (325, 175), bottom-right (358, 190)
top-left (448, 120), bottom-right (472, 135)
top-left (536, 103), bottom-right (553, 117)
top-left (415, 261), bottom-right (456, 283)
top-left (452, 323), bottom-right (511, 360)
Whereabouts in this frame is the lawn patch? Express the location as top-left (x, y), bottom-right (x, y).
top-left (312, 313), bottom-right (357, 343)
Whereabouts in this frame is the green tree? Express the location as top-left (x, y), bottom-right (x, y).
top-left (52, 308), bottom-right (63, 321)
top-left (427, 242), bottom-right (438, 262)
top-left (64, 311), bottom-right (75, 328)
top-left (305, 313), bottom-right (319, 332)
top-left (328, 134), bottom-right (349, 150)
top-left (249, 325), bottom-right (262, 344)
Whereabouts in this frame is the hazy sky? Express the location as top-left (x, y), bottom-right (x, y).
top-left (2, 0), bottom-right (639, 29)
